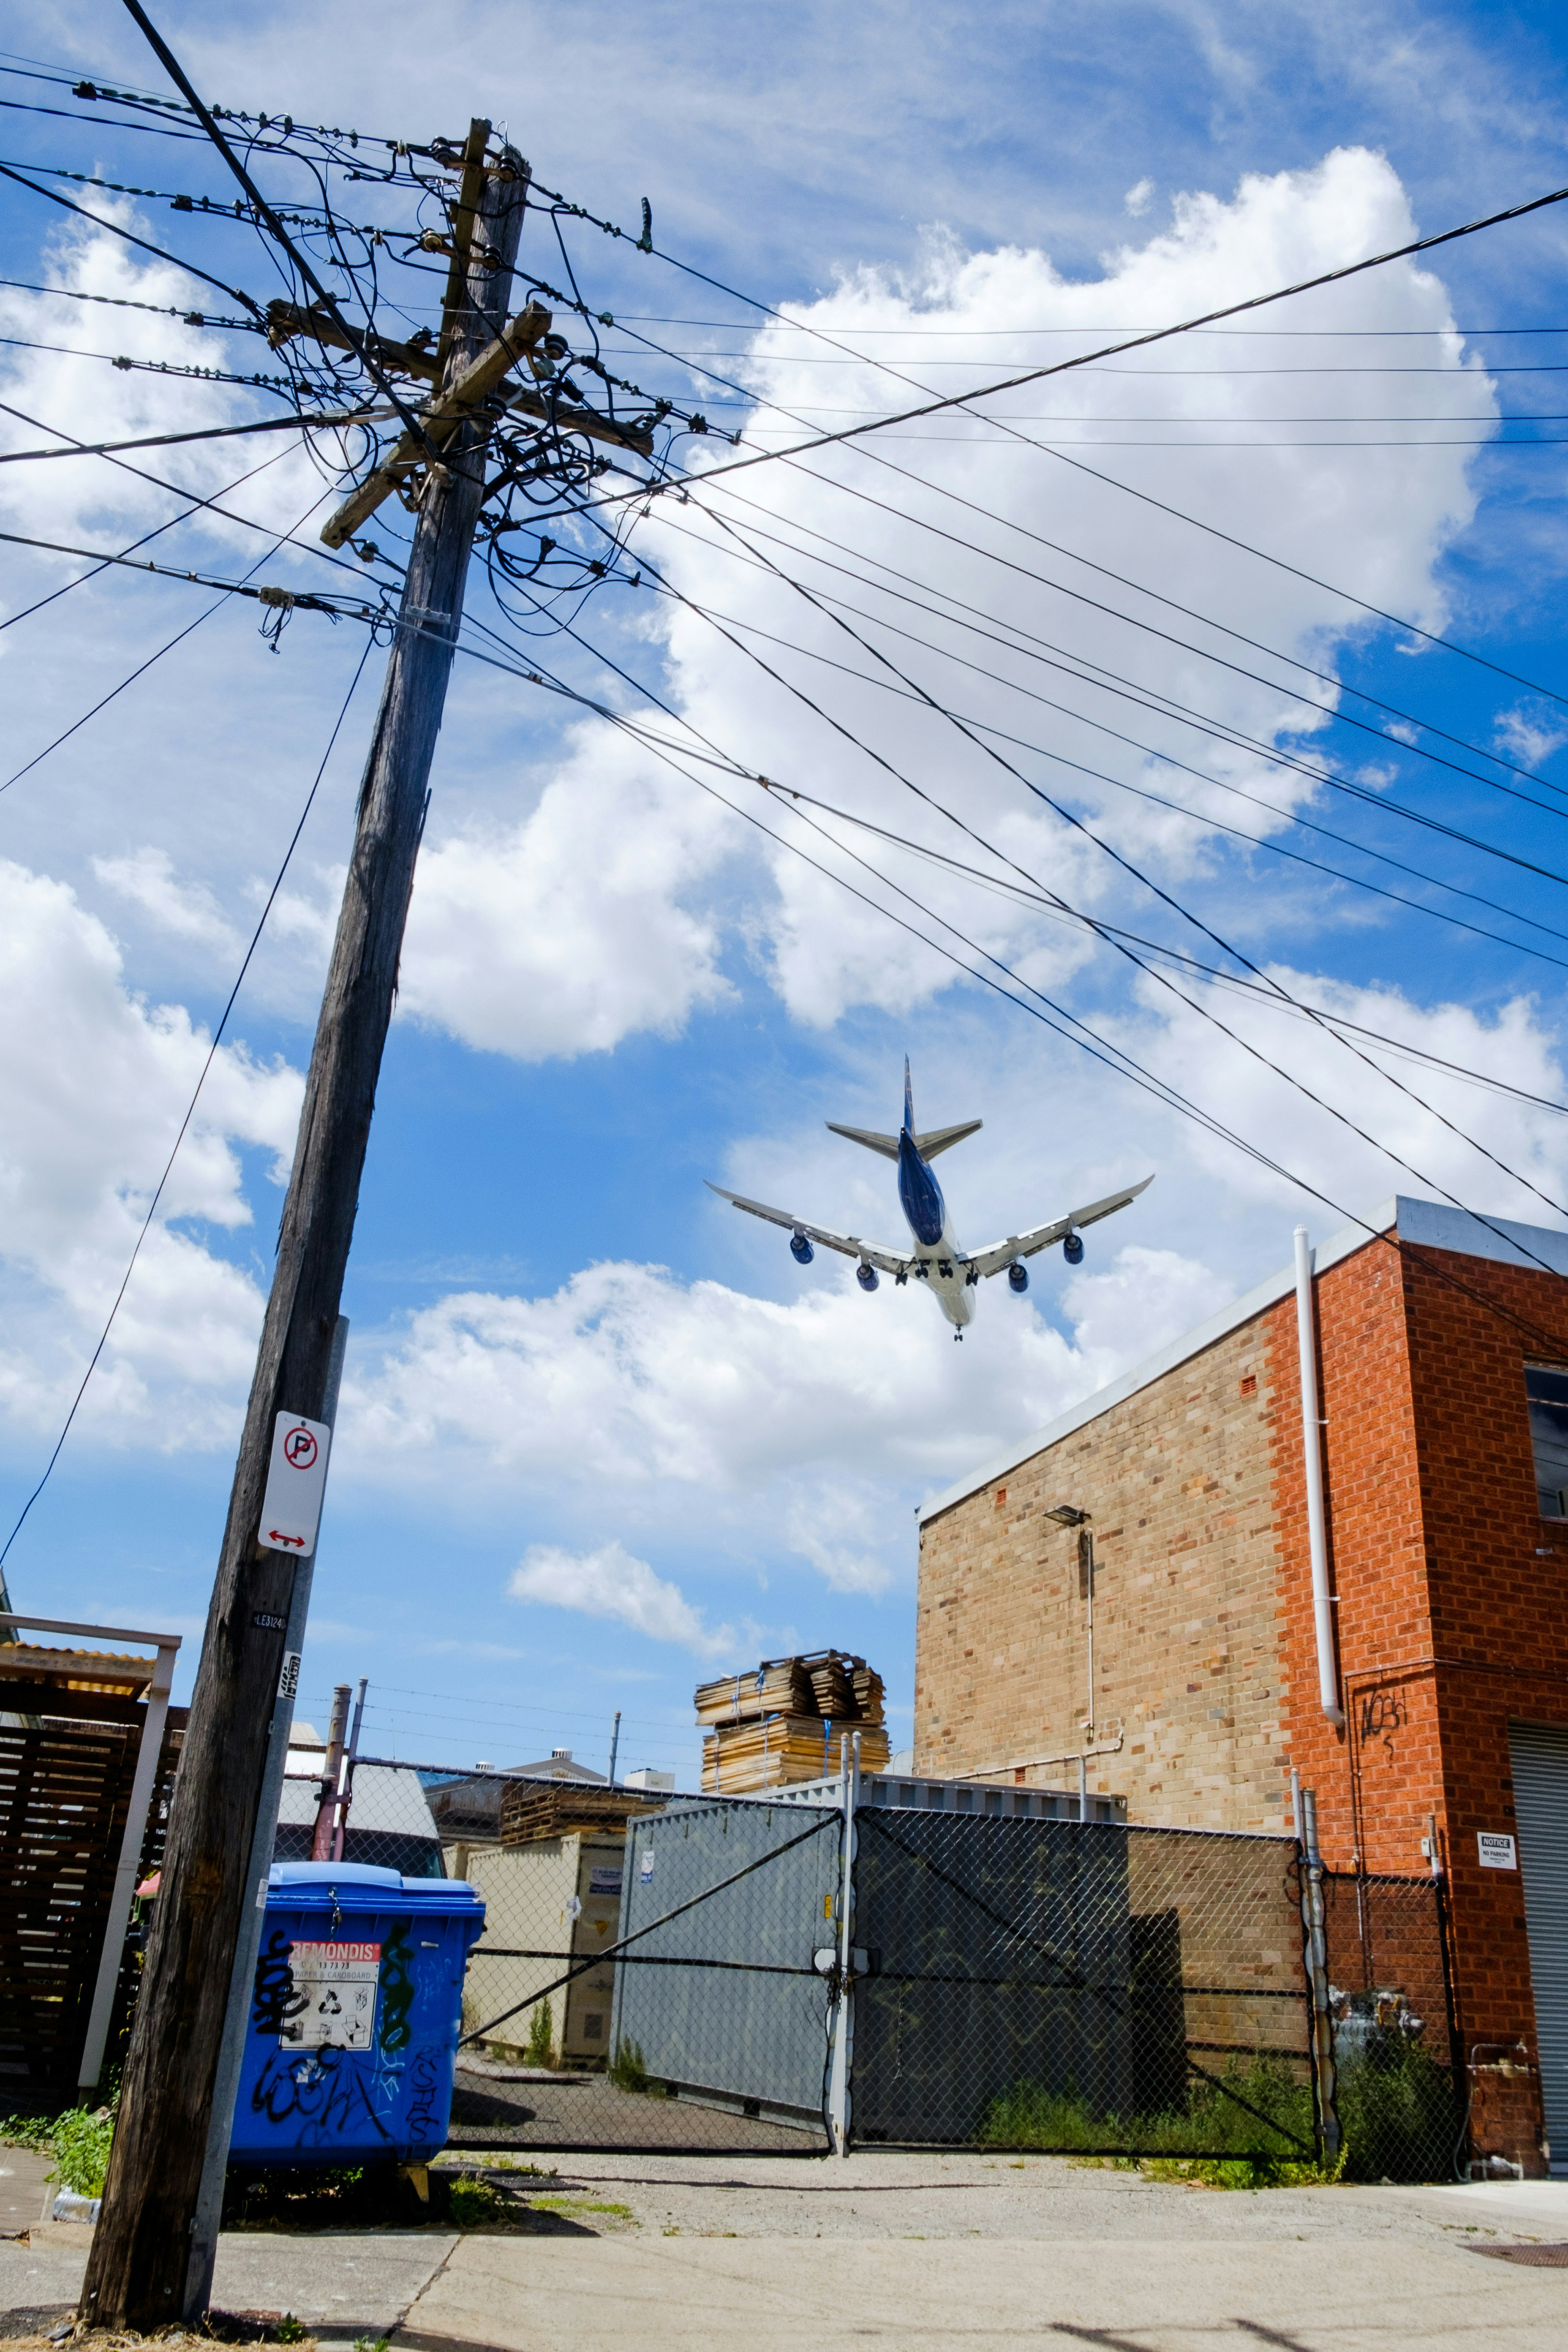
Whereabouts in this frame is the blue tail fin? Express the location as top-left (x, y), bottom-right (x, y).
top-left (903, 1055), bottom-right (915, 1137)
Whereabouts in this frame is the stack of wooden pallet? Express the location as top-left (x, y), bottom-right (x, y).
top-left (499, 1780), bottom-right (667, 1848)
top-left (696, 1651), bottom-right (890, 1793)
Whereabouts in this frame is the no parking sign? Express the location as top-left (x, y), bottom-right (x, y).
top-left (257, 1411), bottom-right (334, 1556)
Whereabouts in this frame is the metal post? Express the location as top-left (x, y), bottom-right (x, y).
top-left (331, 1677), bottom-right (368, 1862)
top-left (1290, 1765), bottom-right (1302, 1840)
top-left (826, 1730), bottom-right (861, 2158)
top-left (1298, 1787), bottom-right (1340, 2161)
top-left (608, 1709), bottom-right (621, 1788)
top-left (77, 1635), bottom-right (181, 2089)
top-left (183, 1319), bottom-right (346, 2319)
top-left (1078, 1752), bottom-right (1089, 1823)
top-left (310, 1684), bottom-right (352, 1860)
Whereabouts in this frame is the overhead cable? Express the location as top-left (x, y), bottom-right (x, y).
top-left (0, 636), bottom-right (373, 1568)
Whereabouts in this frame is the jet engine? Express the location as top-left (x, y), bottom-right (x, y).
top-left (856, 1261), bottom-right (879, 1292)
top-left (1007, 1260), bottom-right (1029, 1294)
top-left (1063, 1231), bottom-right (1084, 1265)
top-left (790, 1231), bottom-right (815, 1265)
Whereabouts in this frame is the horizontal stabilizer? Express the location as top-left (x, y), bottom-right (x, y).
top-left (826, 1122), bottom-right (900, 1161)
top-left (827, 1117), bottom-right (982, 1162)
top-left (914, 1119), bottom-right (982, 1160)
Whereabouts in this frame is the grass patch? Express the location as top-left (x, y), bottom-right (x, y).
top-left (608, 2036), bottom-right (668, 2098)
top-left (1, 2098), bottom-right (118, 2195)
top-left (524, 2003), bottom-right (555, 2070)
top-left (979, 2043), bottom-right (1458, 2187)
top-left (980, 2058), bottom-right (1321, 2180)
top-left (528, 2196), bottom-right (634, 2219)
top-left (448, 2176), bottom-right (508, 2227)
top-left (1335, 2044), bottom-right (1457, 2185)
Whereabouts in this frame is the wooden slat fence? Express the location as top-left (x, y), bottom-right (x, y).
top-left (0, 1713), bottom-right (181, 2091)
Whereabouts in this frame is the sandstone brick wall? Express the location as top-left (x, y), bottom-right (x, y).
top-left (914, 1313), bottom-right (1289, 1829)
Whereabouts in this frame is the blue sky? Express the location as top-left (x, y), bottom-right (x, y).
top-left (5, 0), bottom-right (1568, 1786)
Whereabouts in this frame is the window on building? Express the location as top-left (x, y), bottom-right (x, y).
top-left (1525, 1365), bottom-right (1568, 1516)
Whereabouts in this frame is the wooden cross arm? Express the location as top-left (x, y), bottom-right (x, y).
top-left (266, 298), bottom-right (441, 384)
top-left (319, 303), bottom-right (553, 548)
top-left (502, 383), bottom-right (655, 457)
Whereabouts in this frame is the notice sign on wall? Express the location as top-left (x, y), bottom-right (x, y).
top-left (1477, 1831), bottom-right (1518, 1870)
top-left (280, 1940), bottom-right (381, 2048)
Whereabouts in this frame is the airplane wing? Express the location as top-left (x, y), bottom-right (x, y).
top-left (705, 1183), bottom-right (913, 1276)
top-left (964, 1175), bottom-right (1154, 1281)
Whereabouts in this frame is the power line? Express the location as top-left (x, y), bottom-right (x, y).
top-left (601, 218), bottom-right (1568, 711)
top-left (669, 486), bottom-right (1568, 903)
top-left (755, 777), bottom-right (1568, 1117)
top-left (0, 437), bottom-right (296, 635)
top-left (0, 405), bottom-right (391, 464)
top-left (688, 502), bottom-right (1568, 1261)
top-left (0, 158), bottom-right (264, 318)
top-left (649, 495), bottom-right (1568, 948)
top-left (0, 636), bottom-right (373, 1570)
top-left (620, 310), bottom-right (1568, 816)
top-left (0, 485), bottom-right (360, 793)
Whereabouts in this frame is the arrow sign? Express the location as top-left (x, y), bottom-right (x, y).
top-left (257, 1410), bottom-right (333, 1557)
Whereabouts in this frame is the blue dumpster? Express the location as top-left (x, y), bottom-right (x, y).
top-left (230, 1862), bottom-right (485, 2167)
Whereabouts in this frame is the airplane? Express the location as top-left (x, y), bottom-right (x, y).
top-left (707, 1060), bottom-right (1152, 1339)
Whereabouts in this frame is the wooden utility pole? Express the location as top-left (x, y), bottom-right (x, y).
top-left (82, 121), bottom-right (526, 2332)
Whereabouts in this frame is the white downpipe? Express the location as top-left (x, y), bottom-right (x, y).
top-left (1294, 1225), bottom-right (1345, 1729)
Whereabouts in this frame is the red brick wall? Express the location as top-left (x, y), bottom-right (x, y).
top-left (1275, 1227), bottom-right (1568, 2167)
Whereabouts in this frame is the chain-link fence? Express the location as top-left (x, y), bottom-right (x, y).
top-left (258, 1761), bottom-right (1463, 2175)
top-left (1321, 1868), bottom-right (1462, 2183)
top-left (854, 1809), bottom-right (1316, 2157)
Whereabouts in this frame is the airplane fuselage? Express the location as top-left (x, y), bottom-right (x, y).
top-left (897, 1129), bottom-right (976, 1329)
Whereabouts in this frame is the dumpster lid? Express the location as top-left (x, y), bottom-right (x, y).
top-left (267, 1862), bottom-right (481, 1902)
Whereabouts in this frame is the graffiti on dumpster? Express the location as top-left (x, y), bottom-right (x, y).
top-left (378, 1921), bottom-right (416, 2054)
top-left (405, 2044), bottom-right (441, 2147)
top-left (251, 1929), bottom-right (307, 2037)
top-left (248, 2045), bottom-right (394, 2147)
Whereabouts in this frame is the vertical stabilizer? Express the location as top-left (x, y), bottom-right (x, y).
top-left (903, 1055), bottom-right (915, 1137)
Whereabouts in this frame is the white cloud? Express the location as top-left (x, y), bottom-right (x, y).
top-left (0, 208), bottom-right (331, 562)
top-left (785, 1488), bottom-right (898, 1595)
top-left (1124, 177), bottom-right (1155, 215)
top-left (340, 1236), bottom-right (1231, 1577)
top-left (1493, 704), bottom-right (1568, 771)
top-left (398, 732), bottom-right (732, 1058)
top-left (1124, 964), bottom-right (1568, 1227)
top-left (509, 1538), bottom-right (735, 1655)
top-left (0, 860), bottom-right (303, 1442)
top-left (1061, 1245), bottom-right (1235, 1363)
top-left (590, 143), bottom-right (1497, 1030)
top-left (94, 847), bottom-right (241, 954)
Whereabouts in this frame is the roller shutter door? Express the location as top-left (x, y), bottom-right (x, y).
top-left (1509, 1722), bottom-right (1568, 2175)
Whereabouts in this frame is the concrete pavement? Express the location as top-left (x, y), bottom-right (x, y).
top-left (0, 2225), bottom-right (457, 2347)
top-left (392, 2232), bottom-right (1568, 2351)
top-left (2, 2156), bottom-right (1564, 2348)
top-left (387, 2154), bottom-right (1568, 2350)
